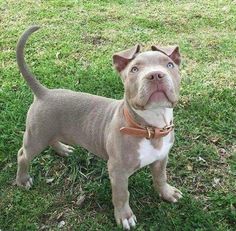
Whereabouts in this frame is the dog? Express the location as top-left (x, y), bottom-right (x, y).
top-left (16, 26), bottom-right (182, 230)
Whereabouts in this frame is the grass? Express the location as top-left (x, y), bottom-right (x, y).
top-left (0, 0), bottom-right (236, 230)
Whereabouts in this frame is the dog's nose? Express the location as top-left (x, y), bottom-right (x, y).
top-left (147, 71), bottom-right (165, 81)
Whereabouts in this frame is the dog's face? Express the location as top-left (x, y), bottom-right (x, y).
top-left (113, 45), bottom-right (181, 110)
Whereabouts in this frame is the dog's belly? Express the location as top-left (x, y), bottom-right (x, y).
top-left (138, 133), bottom-right (173, 168)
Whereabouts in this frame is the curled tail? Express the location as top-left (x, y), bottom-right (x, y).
top-left (16, 26), bottom-right (47, 98)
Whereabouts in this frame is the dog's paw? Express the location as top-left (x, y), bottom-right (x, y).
top-left (122, 215), bottom-right (137, 230)
top-left (158, 183), bottom-right (182, 203)
top-left (16, 176), bottom-right (33, 189)
top-left (54, 143), bottom-right (75, 157)
top-left (59, 144), bottom-right (74, 157)
top-left (115, 206), bottom-right (137, 230)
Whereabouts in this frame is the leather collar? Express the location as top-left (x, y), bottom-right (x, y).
top-left (120, 107), bottom-right (174, 139)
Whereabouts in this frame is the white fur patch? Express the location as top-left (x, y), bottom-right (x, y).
top-left (134, 108), bottom-right (173, 128)
top-left (138, 133), bottom-right (173, 168)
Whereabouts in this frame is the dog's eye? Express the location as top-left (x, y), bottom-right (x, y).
top-left (167, 62), bottom-right (174, 69)
top-left (131, 66), bottom-right (139, 73)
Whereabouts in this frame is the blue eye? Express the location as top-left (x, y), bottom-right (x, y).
top-left (167, 62), bottom-right (174, 68)
top-left (131, 66), bottom-right (139, 73)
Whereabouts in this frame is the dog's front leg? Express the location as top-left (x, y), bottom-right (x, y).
top-left (108, 161), bottom-right (136, 230)
top-left (150, 157), bottom-right (182, 203)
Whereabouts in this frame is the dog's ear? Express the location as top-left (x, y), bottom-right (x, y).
top-left (151, 45), bottom-right (181, 66)
top-left (113, 44), bottom-right (141, 72)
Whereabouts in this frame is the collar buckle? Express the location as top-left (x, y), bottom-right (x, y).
top-left (145, 127), bottom-right (155, 140)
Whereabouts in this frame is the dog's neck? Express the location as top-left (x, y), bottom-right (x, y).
top-left (124, 100), bottom-right (173, 129)
top-left (134, 107), bottom-right (173, 129)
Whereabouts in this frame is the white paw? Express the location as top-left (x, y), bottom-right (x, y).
top-left (56, 144), bottom-right (74, 157)
top-left (159, 184), bottom-right (182, 203)
top-left (16, 177), bottom-right (33, 189)
top-left (62, 144), bottom-right (74, 156)
top-left (122, 215), bottom-right (137, 230)
top-left (115, 206), bottom-right (137, 230)
top-left (25, 177), bottom-right (33, 189)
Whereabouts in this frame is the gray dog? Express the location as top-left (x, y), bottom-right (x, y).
top-left (16, 26), bottom-right (182, 230)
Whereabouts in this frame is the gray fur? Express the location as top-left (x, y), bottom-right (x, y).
top-left (16, 26), bottom-right (182, 230)
top-left (16, 26), bottom-right (47, 98)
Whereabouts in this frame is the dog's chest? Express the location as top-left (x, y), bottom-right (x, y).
top-left (138, 133), bottom-right (173, 168)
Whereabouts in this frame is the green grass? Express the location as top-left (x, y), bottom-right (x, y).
top-left (0, 0), bottom-right (236, 230)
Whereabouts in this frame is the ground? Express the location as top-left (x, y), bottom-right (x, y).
top-left (0, 0), bottom-right (235, 230)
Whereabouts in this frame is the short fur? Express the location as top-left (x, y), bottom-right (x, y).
top-left (16, 26), bottom-right (182, 230)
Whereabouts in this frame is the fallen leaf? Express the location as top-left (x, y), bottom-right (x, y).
top-left (58, 220), bottom-right (65, 228)
top-left (11, 85), bottom-right (19, 91)
top-left (212, 178), bottom-right (220, 187)
top-left (46, 178), bottom-right (54, 184)
top-left (187, 164), bottom-right (193, 171)
top-left (40, 225), bottom-right (48, 230)
top-left (193, 135), bottom-right (200, 140)
top-left (197, 156), bottom-right (207, 163)
top-left (210, 136), bottom-right (220, 144)
top-left (56, 52), bottom-right (61, 59)
top-left (76, 195), bottom-right (86, 206)
top-left (56, 212), bottom-right (64, 221)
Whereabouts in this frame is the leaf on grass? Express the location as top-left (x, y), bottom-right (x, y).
top-left (11, 85), bottom-right (19, 91)
top-left (187, 164), bottom-right (193, 171)
top-left (46, 178), bottom-right (54, 184)
top-left (3, 162), bottom-right (13, 171)
top-left (58, 220), bottom-right (65, 228)
top-left (193, 135), bottom-right (200, 140)
top-left (56, 212), bottom-right (64, 221)
top-left (40, 224), bottom-right (49, 230)
top-left (56, 52), bottom-right (61, 59)
top-left (197, 156), bottom-right (207, 163)
top-left (212, 177), bottom-right (220, 187)
top-left (76, 195), bottom-right (86, 207)
top-left (210, 136), bottom-right (220, 144)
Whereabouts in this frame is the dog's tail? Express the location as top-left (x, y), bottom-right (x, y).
top-left (16, 26), bottom-right (47, 98)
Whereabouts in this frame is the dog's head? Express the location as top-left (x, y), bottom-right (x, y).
top-left (113, 45), bottom-right (181, 110)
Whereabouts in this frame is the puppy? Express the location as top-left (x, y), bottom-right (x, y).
top-left (16, 26), bottom-right (182, 230)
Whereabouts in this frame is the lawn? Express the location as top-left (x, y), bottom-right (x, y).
top-left (0, 0), bottom-right (236, 230)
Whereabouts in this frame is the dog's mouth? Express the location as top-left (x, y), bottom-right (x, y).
top-left (145, 88), bottom-right (176, 108)
top-left (148, 89), bottom-right (170, 103)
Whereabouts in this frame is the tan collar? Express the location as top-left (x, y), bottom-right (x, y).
top-left (120, 107), bottom-right (174, 139)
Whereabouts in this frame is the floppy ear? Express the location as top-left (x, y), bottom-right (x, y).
top-left (113, 44), bottom-right (141, 72)
top-left (151, 45), bottom-right (181, 66)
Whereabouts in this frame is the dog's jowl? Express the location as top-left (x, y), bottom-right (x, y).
top-left (16, 26), bottom-right (182, 230)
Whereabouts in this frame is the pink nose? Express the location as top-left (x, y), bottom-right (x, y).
top-left (147, 71), bottom-right (165, 80)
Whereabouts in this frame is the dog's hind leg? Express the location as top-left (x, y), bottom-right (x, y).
top-left (16, 130), bottom-right (48, 189)
top-left (50, 141), bottom-right (74, 157)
